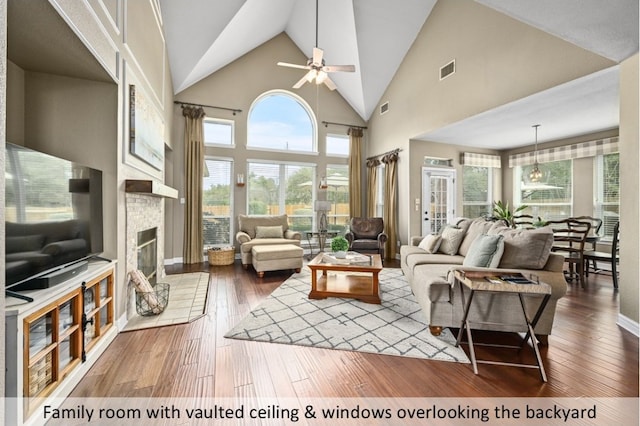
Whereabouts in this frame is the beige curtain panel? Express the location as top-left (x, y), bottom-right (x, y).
top-left (182, 106), bottom-right (206, 264)
top-left (382, 152), bottom-right (398, 260)
top-left (348, 127), bottom-right (363, 219)
top-left (366, 158), bottom-right (380, 217)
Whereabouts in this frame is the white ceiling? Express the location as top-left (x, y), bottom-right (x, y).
top-left (159, 0), bottom-right (638, 149)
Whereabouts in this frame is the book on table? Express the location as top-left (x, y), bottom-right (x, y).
top-left (322, 252), bottom-right (373, 265)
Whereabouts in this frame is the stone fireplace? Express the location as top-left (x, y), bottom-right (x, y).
top-left (125, 193), bottom-right (165, 318)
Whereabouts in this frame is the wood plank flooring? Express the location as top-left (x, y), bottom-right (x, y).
top-left (70, 260), bottom-right (638, 399)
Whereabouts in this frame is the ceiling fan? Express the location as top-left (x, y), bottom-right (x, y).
top-left (277, 0), bottom-right (355, 91)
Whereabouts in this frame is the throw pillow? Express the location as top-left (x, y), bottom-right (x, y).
top-left (438, 225), bottom-right (466, 255)
top-left (418, 234), bottom-right (442, 253)
top-left (490, 226), bottom-right (554, 269)
top-left (462, 234), bottom-right (505, 268)
top-left (254, 225), bottom-right (283, 239)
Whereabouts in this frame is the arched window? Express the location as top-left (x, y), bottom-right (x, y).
top-left (247, 90), bottom-right (317, 153)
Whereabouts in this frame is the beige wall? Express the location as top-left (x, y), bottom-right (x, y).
top-left (619, 53), bottom-right (639, 324)
top-left (166, 33), bottom-right (366, 261)
top-left (367, 0), bottom-right (615, 245)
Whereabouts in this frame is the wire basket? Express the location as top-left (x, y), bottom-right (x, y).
top-left (208, 247), bottom-right (235, 265)
top-left (135, 282), bottom-right (170, 316)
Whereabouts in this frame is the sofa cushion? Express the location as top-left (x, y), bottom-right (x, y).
top-left (255, 225), bottom-right (283, 239)
top-left (239, 238), bottom-right (301, 253)
top-left (6, 235), bottom-right (45, 253)
top-left (458, 218), bottom-right (502, 256)
top-left (489, 226), bottom-right (554, 270)
top-left (438, 225), bottom-right (466, 255)
top-left (418, 234), bottom-right (441, 253)
top-left (462, 234), bottom-right (505, 268)
top-left (406, 252), bottom-right (464, 270)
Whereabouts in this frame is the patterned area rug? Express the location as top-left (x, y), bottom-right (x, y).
top-left (123, 272), bottom-right (210, 331)
top-left (225, 268), bottom-right (469, 363)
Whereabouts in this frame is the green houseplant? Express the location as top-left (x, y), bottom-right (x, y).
top-left (331, 236), bottom-right (349, 258)
top-left (493, 200), bottom-right (528, 227)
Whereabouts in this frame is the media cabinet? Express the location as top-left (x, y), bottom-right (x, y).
top-left (4, 260), bottom-right (117, 426)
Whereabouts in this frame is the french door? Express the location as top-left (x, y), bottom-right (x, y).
top-left (422, 167), bottom-right (456, 235)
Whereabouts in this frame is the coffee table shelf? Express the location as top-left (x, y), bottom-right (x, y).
top-left (307, 253), bottom-right (383, 304)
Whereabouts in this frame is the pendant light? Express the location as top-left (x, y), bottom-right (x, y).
top-left (529, 124), bottom-right (542, 183)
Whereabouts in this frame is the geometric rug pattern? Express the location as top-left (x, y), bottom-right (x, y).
top-left (225, 268), bottom-right (469, 363)
top-left (122, 272), bottom-right (210, 332)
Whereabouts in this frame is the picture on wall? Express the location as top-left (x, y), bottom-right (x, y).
top-left (129, 84), bottom-right (164, 170)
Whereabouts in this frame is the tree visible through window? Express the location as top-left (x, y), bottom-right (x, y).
top-left (247, 91), bottom-right (316, 153)
top-left (203, 158), bottom-right (233, 248)
top-left (325, 165), bottom-right (350, 231)
top-left (515, 160), bottom-right (573, 221)
top-left (595, 152), bottom-right (619, 238)
top-left (462, 166), bottom-right (492, 218)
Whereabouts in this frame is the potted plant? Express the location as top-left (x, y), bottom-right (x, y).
top-left (331, 236), bottom-right (349, 258)
top-left (493, 200), bottom-right (528, 227)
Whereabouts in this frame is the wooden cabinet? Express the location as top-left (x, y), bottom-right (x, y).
top-left (5, 261), bottom-right (117, 425)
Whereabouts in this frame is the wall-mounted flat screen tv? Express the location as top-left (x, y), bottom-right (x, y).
top-left (5, 143), bottom-right (104, 292)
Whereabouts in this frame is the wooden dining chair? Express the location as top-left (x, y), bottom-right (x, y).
top-left (545, 218), bottom-right (592, 287)
top-left (584, 221), bottom-right (620, 289)
top-left (512, 214), bottom-right (534, 228)
top-left (571, 215), bottom-right (603, 250)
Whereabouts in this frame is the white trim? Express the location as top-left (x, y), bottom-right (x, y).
top-left (617, 314), bottom-right (640, 337)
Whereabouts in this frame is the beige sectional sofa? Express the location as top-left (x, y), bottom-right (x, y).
top-left (235, 214), bottom-right (302, 268)
top-left (400, 217), bottom-right (568, 344)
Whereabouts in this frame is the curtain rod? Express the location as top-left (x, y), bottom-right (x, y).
top-left (174, 101), bottom-right (242, 115)
top-left (321, 121), bottom-right (367, 130)
top-left (367, 148), bottom-right (401, 161)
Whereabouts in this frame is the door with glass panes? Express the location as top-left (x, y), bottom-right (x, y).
top-left (422, 167), bottom-right (456, 235)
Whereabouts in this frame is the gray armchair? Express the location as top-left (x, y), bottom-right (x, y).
top-left (345, 217), bottom-right (387, 260)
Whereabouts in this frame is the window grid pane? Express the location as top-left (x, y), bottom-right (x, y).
top-left (326, 134), bottom-right (349, 156)
top-left (326, 165), bottom-right (350, 232)
top-left (204, 118), bottom-right (233, 146)
top-left (596, 153), bottom-right (620, 238)
top-left (462, 166), bottom-right (492, 218)
top-left (516, 160), bottom-right (572, 221)
top-left (203, 159), bottom-right (233, 247)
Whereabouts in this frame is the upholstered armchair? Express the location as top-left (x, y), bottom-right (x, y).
top-left (345, 217), bottom-right (387, 260)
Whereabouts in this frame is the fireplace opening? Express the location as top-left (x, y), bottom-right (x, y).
top-left (137, 227), bottom-right (157, 284)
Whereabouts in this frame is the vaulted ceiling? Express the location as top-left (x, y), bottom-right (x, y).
top-left (160, 0), bottom-right (638, 147)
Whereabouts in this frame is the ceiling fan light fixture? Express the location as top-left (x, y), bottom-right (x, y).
top-left (316, 70), bottom-right (328, 84)
top-left (306, 70), bottom-right (317, 82)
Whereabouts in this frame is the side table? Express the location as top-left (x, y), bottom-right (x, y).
top-left (453, 269), bottom-right (552, 382)
top-left (305, 230), bottom-right (339, 259)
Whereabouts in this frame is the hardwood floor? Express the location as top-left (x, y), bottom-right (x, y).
top-left (70, 260), bottom-right (638, 400)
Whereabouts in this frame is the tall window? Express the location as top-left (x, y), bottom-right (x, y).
top-left (595, 152), bottom-right (620, 238)
top-left (204, 118), bottom-right (234, 147)
top-left (375, 163), bottom-right (385, 218)
top-left (462, 166), bottom-right (493, 218)
top-left (203, 158), bottom-right (233, 247)
top-left (247, 91), bottom-right (316, 153)
top-left (247, 162), bottom-right (315, 231)
top-left (326, 134), bottom-right (349, 157)
top-left (515, 159), bottom-right (573, 221)
top-left (325, 165), bottom-right (350, 231)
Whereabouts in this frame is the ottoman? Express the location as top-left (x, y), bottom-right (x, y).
top-left (251, 244), bottom-right (303, 278)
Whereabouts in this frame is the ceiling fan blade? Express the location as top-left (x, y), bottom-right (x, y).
top-left (323, 75), bottom-right (337, 91)
top-left (323, 64), bottom-right (355, 73)
top-left (312, 47), bottom-right (324, 65)
top-left (277, 62), bottom-right (310, 70)
top-left (293, 71), bottom-right (313, 89)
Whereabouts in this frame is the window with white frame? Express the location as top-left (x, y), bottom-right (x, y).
top-left (462, 166), bottom-right (493, 218)
top-left (326, 134), bottom-right (349, 157)
top-left (247, 161), bottom-right (315, 231)
top-left (595, 152), bottom-right (619, 239)
top-left (375, 163), bottom-right (385, 218)
top-left (514, 159), bottom-right (573, 221)
top-left (204, 118), bottom-right (234, 147)
top-left (203, 158), bottom-right (233, 248)
top-left (325, 165), bottom-right (350, 230)
top-left (247, 91), bottom-right (317, 153)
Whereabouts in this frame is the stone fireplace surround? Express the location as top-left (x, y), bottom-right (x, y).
top-left (125, 193), bottom-right (166, 319)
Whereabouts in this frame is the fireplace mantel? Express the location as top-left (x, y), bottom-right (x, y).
top-left (125, 180), bottom-right (178, 199)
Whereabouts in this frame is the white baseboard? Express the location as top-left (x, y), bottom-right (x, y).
top-left (617, 313), bottom-right (640, 337)
top-left (116, 312), bottom-right (128, 331)
top-left (164, 257), bottom-right (183, 265)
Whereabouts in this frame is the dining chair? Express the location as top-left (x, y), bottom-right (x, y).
top-left (512, 214), bottom-right (534, 228)
top-left (545, 218), bottom-right (592, 287)
top-left (584, 221), bottom-right (620, 289)
top-left (571, 215), bottom-right (603, 250)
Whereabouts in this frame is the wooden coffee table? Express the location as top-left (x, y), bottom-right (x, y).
top-left (307, 253), bottom-right (383, 304)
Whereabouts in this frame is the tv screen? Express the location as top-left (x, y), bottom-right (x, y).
top-left (5, 143), bottom-right (104, 291)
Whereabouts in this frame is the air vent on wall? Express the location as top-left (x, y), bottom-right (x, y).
top-left (380, 101), bottom-right (389, 115)
top-left (440, 59), bottom-right (455, 80)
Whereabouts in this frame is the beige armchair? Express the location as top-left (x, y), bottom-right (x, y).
top-left (345, 217), bottom-right (387, 260)
top-left (235, 214), bottom-right (302, 268)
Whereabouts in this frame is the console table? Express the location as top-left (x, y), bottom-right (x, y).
top-left (453, 269), bottom-right (552, 382)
